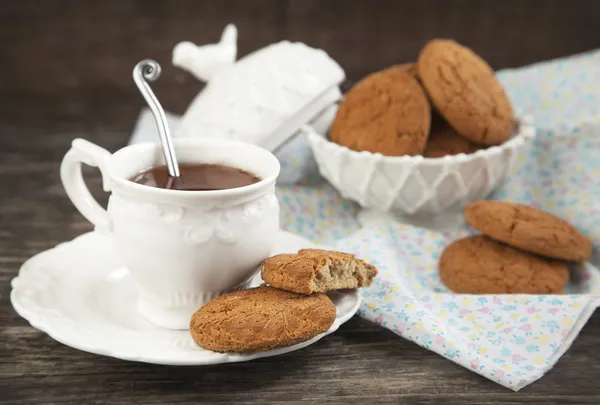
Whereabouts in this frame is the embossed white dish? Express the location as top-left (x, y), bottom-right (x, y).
top-left (307, 106), bottom-right (536, 217)
top-left (10, 230), bottom-right (361, 365)
top-left (172, 24), bottom-right (345, 153)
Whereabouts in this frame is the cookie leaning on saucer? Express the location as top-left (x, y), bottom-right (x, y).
top-left (329, 66), bottom-right (431, 156)
top-left (262, 248), bottom-right (378, 295)
top-left (465, 200), bottom-right (592, 262)
top-left (190, 285), bottom-right (336, 353)
top-left (417, 39), bottom-right (514, 146)
top-left (439, 235), bottom-right (570, 294)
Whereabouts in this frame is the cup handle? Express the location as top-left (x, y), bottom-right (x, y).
top-left (60, 138), bottom-right (113, 233)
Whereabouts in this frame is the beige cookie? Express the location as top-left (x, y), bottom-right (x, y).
top-left (439, 235), bottom-right (570, 294)
top-left (418, 39), bottom-right (515, 145)
top-left (262, 248), bottom-right (378, 295)
top-left (190, 285), bottom-right (336, 353)
top-left (465, 200), bottom-right (592, 262)
top-left (424, 113), bottom-right (483, 158)
top-left (330, 67), bottom-right (431, 156)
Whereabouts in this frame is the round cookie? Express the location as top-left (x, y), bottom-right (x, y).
top-left (439, 235), bottom-right (570, 294)
top-left (262, 248), bottom-right (378, 294)
top-left (417, 39), bottom-right (514, 145)
top-left (330, 66), bottom-right (431, 156)
top-left (190, 285), bottom-right (336, 353)
top-left (465, 200), bottom-right (592, 262)
top-left (424, 113), bottom-right (483, 158)
top-left (380, 63), bottom-right (430, 100)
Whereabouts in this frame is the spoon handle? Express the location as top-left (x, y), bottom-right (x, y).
top-left (133, 59), bottom-right (180, 178)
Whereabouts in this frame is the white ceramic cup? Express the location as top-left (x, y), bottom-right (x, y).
top-left (60, 137), bottom-right (281, 330)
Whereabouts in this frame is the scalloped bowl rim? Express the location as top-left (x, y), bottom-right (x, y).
top-left (305, 115), bottom-right (536, 167)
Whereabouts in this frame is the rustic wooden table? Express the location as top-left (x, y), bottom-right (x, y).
top-left (1, 127), bottom-right (599, 404)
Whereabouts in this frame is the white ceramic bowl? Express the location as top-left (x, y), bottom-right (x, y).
top-left (306, 110), bottom-right (536, 215)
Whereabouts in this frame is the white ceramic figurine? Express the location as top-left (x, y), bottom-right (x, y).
top-left (171, 24), bottom-right (345, 154)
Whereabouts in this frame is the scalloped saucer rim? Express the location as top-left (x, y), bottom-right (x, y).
top-left (10, 230), bottom-right (361, 365)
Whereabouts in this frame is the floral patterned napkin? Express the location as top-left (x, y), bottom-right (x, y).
top-left (275, 49), bottom-right (600, 390)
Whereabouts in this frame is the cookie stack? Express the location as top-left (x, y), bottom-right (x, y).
top-left (330, 39), bottom-right (515, 158)
top-left (190, 249), bottom-right (378, 353)
top-left (439, 201), bottom-right (593, 294)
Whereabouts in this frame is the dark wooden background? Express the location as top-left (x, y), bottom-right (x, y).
top-left (2, 0), bottom-right (600, 132)
top-left (2, 1), bottom-right (600, 404)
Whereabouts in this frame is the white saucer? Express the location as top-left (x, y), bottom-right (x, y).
top-left (10, 230), bottom-right (361, 365)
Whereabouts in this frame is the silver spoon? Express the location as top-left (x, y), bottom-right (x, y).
top-left (133, 59), bottom-right (181, 186)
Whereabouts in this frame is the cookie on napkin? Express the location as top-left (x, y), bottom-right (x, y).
top-left (465, 200), bottom-right (592, 262)
top-left (330, 66), bottom-right (431, 156)
top-left (417, 39), bottom-right (514, 145)
top-left (439, 235), bottom-right (570, 294)
top-left (262, 248), bottom-right (378, 295)
top-left (190, 285), bottom-right (336, 353)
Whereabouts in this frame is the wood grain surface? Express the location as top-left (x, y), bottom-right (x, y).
top-left (2, 1), bottom-right (600, 403)
top-left (2, 126), bottom-right (600, 405)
